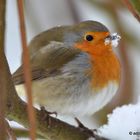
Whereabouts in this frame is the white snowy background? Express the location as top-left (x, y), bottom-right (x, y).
top-left (5, 0), bottom-right (140, 140)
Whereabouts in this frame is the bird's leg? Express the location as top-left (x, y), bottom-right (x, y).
top-left (75, 117), bottom-right (96, 137)
top-left (40, 106), bottom-right (57, 117)
top-left (75, 117), bottom-right (86, 128)
top-left (40, 106), bottom-right (57, 127)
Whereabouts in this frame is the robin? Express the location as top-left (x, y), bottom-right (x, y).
top-left (13, 20), bottom-right (121, 118)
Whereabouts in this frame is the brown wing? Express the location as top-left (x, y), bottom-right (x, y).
top-left (12, 41), bottom-right (81, 85)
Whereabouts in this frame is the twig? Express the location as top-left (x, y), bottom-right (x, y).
top-left (66, 0), bottom-right (80, 23)
top-left (122, 0), bottom-right (140, 22)
top-left (129, 0), bottom-right (140, 15)
top-left (5, 120), bottom-right (17, 140)
top-left (17, 0), bottom-right (36, 140)
top-left (7, 99), bottom-right (93, 140)
top-left (0, 0), bottom-right (7, 139)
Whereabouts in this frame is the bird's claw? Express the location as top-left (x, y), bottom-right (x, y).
top-left (40, 106), bottom-right (57, 127)
top-left (40, 106), bottom-right (57, 116)
top-left (75, 118), bottom-right (108, 139)
top-left (75, 117), bottom-right (95, 137)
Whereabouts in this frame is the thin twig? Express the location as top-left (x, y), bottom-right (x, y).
top-left (122, 0), bottom-right (140, 22)
top-left (17, 0), bottom-right (36, 140)
top-left (5, 120), bottom-right (17, 140)
top-left (0, 0), bottom-right (7, 139)
top-left (130, 0), bottom-right (140, 15)
top-left (66, 0), bottom-right (80, 23)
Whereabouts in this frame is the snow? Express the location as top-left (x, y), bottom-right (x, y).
top-left (97, 101), bottom-right (140, 140)
top-left (105, 33), bottom-right (121, 48)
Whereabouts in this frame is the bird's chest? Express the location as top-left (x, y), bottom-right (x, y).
top-left (58, 53), bottom-right (120, 116)
top-left (62, 53), bottom-right (120, 116)
top-left (90, 53), bottom-right (120, 91)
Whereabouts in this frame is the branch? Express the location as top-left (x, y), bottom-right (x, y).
top-left (66, 0), bottom-right (80, 23)
top-left (0, 0), bottom-right (7, 139)
top-left (6, 96), bottom-right (94, 140)
top-left (5, 120), bottom-right (17, 140)
top-left (17, 0), bottom-right (36, 139)
top-left (130, 0), bottom-right (140, 15)
top-left (122, 0), bottom-right (140, 22)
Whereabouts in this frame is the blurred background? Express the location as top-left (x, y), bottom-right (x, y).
top-left (5, 0), bottom-right (140, 139)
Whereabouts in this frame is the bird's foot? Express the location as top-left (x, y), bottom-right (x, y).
top-left (40, 106), bottom-right (57, 128)
top-left (40, 106), bottom-right (57, 117)
top-left (75, 117), bottom-right (97, 137)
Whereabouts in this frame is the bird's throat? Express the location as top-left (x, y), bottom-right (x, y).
top-left (90, 51), bottom-right (120, 91)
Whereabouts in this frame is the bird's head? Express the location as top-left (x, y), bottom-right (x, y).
top-left (62, 20), bottom-right (121, 56)
top-left (29, 20), bottom-right (121, 57)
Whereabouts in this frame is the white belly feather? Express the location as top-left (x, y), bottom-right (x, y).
top-left (15, 80), bottom-right (118, 116)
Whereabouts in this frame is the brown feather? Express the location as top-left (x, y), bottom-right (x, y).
top-left (12, 42), bottom-right (81, 85)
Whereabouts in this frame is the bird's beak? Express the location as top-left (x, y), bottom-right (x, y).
top-left (104, 33), bottom-right (121, 47)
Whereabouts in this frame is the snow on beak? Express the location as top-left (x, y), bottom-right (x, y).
top-left (105, 33), bottom-right (121, 47)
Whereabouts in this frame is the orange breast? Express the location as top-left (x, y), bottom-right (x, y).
top-left (90, 52), bottom-right (120, 91)
top-left (74, 33), bottom-right (121, 91)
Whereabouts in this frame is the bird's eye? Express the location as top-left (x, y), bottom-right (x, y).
top-left (85, 35), bottom-right (94, 41)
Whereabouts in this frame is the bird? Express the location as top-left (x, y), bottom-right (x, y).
top-left (12, 20), bottom-right (121, 118)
